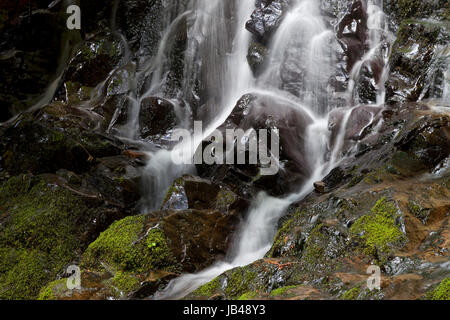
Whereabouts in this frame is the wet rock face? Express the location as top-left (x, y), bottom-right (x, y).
top-left (51, 206), bottom-right (244, 299)
top-left (197, 93), bottom-right (315, 197)
top-left (328, 104), bottom-right (383, 157)
top-left (386, 20), bottom-right (450, 105)
top-left (139, 97), bottom-right (177, 140)
top-left (161, 174), bottom-right (250, 215)
top-left (393, 115), bottom-right (450, 174)
top-left (336, 0), bottom-right (368, 73)
top-left (246, 0), bottom-right (290, 42)
top-left (384, 0), bottom-right (450, 31)
top-left (247, 41), bottom-right (269, 75)
top-left (0, 8), bottom-right (80, 121)
top-left (64, 35), bottom-right (125, 89)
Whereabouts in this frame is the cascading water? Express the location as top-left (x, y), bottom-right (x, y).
top-left (347, 0), bottom-right (393, 106)
top-left (135, 0), bottom-right (256, 212)
top-left (151, 0), bottom-right (384, 300)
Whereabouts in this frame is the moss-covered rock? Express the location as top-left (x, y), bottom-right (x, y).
top-left (425, 278), bottom-right (450, 300)
top-left (37, 279), bottom-right (69, 300)
top-left (270, 285), bottom-right (298, 297)
top-left (340, 286), bottom-right (361, 300)
top-left (0, 174), bottom-right (130, 299)
top-left (192, 277), bottom-right (222, 298)
top-left (82, 215), bottom-right (178, 273)
top-left (384, 0), bottom-right (450, 29)
top-left (79, 205), bottom-right (245, 298)
top-left (350, 198), bottom-right (407, 263)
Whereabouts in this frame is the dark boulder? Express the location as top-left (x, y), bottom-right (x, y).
top-left (336, 1), bottom-right (368, 73)
top-left (0, 103), bottom-right (125, 175)
top-left (246, 0), bottom-right (290, 42)
top-left (0, 8), bottom-right (81, 121)
top-left (247, 41), bottom-right (269, 75)
top-left (139, 97), bottom-right (177, 140)
top-left (197, 93), bottom-right (315, 197)
top-left (161, 174), bottom-right (250, 215)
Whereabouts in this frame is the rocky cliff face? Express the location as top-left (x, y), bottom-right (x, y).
top-left (0, 0), bottom-right (449, 300)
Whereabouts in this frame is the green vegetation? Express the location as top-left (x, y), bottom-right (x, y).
top-left (109, 271), bottom-right (141, 297)
top-left (341, 287), bottom-right (361, 300)
top-left (0, 175), bottom-right (92, 299)
top-left (425, 278), bottom-right (450, 300)
top-left (224, 269), bottom-right (258, 300)
top-left (38, 279), bottom-right (68, 300)
top-left (238, 291), bottom-right (258, 300)
top-left (270, 285), bottom-right (297, 297)
top-left (350, 198), bottom-right (406, 261)
top-left (82, 216), bottom-right (178, 273)
top-left (193, 277), bottom-right (221, 297)
top-left (303, 224), bottom-right (328, 265)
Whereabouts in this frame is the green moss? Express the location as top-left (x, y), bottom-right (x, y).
top-left (350, 198), bottom-right (406, 261)
top-left (347, 175), bottom-right (364, 188)
top-left (215, 189), bottom-right (238, 211)
top-left (270, 285), bottom-right (297, 297)
top-left (303, 224), bottom-right (328, 265)
top-left (238, 291), bottom-right (258, 300)
top-left (267, 217), bottom-right (295, 257)
top-left (82, 216), bottom-right (178, 274)
top-left (224, 269), bottom-right (258, 300)
top-left (0, 175), bottom-right (93, 299)
top-left (407, 200), bottom-right (430, 222)
top-left (193, 277), bottom-right (221, 297)
top-left (341, 287), bottom-right (361, 300)
top-left (426, 278), bottom-right (450, 300)
top-left (109, 271), bottom-right (141, 297)
top-left (38, 279), bottom-right (68, 300)
top-left (145, 228), bottom-right (176, 269)
top-left (0, 248), bottom-right (51, 300)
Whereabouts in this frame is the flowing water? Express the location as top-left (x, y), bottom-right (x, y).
top-left (152, 0), bottom-right (390, 300)
top-left (4, 0), bottom-right (396, 299)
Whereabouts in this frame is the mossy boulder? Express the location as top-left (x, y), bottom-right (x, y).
top-left (80, 207), bottom-right (243, 298)
top-left (350, 198), bottom-right (407, 263)
top-left (190, 265), bottom-right (261, 300)
top-left (0, 174), bottom-right (127, 299)
top-left (82, 215), bottom-right (178, 273)
top-left (37, 279), bottom-right (69, 300)
top-left (425, 278), bottom-right (450, 300)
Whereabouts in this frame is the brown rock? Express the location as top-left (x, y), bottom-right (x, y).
top-left (314, 181), bottom-right (326, 193)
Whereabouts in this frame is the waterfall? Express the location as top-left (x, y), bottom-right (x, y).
top-left (138, 0), bottom-right (255, 212)
top-left (347, 0), bottom-right (393, 106)
top-left (152, 0), bottom-right (367, 300)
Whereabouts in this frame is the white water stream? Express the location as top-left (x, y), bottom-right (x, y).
top-left (152, 0), bottom-right (380, 300)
